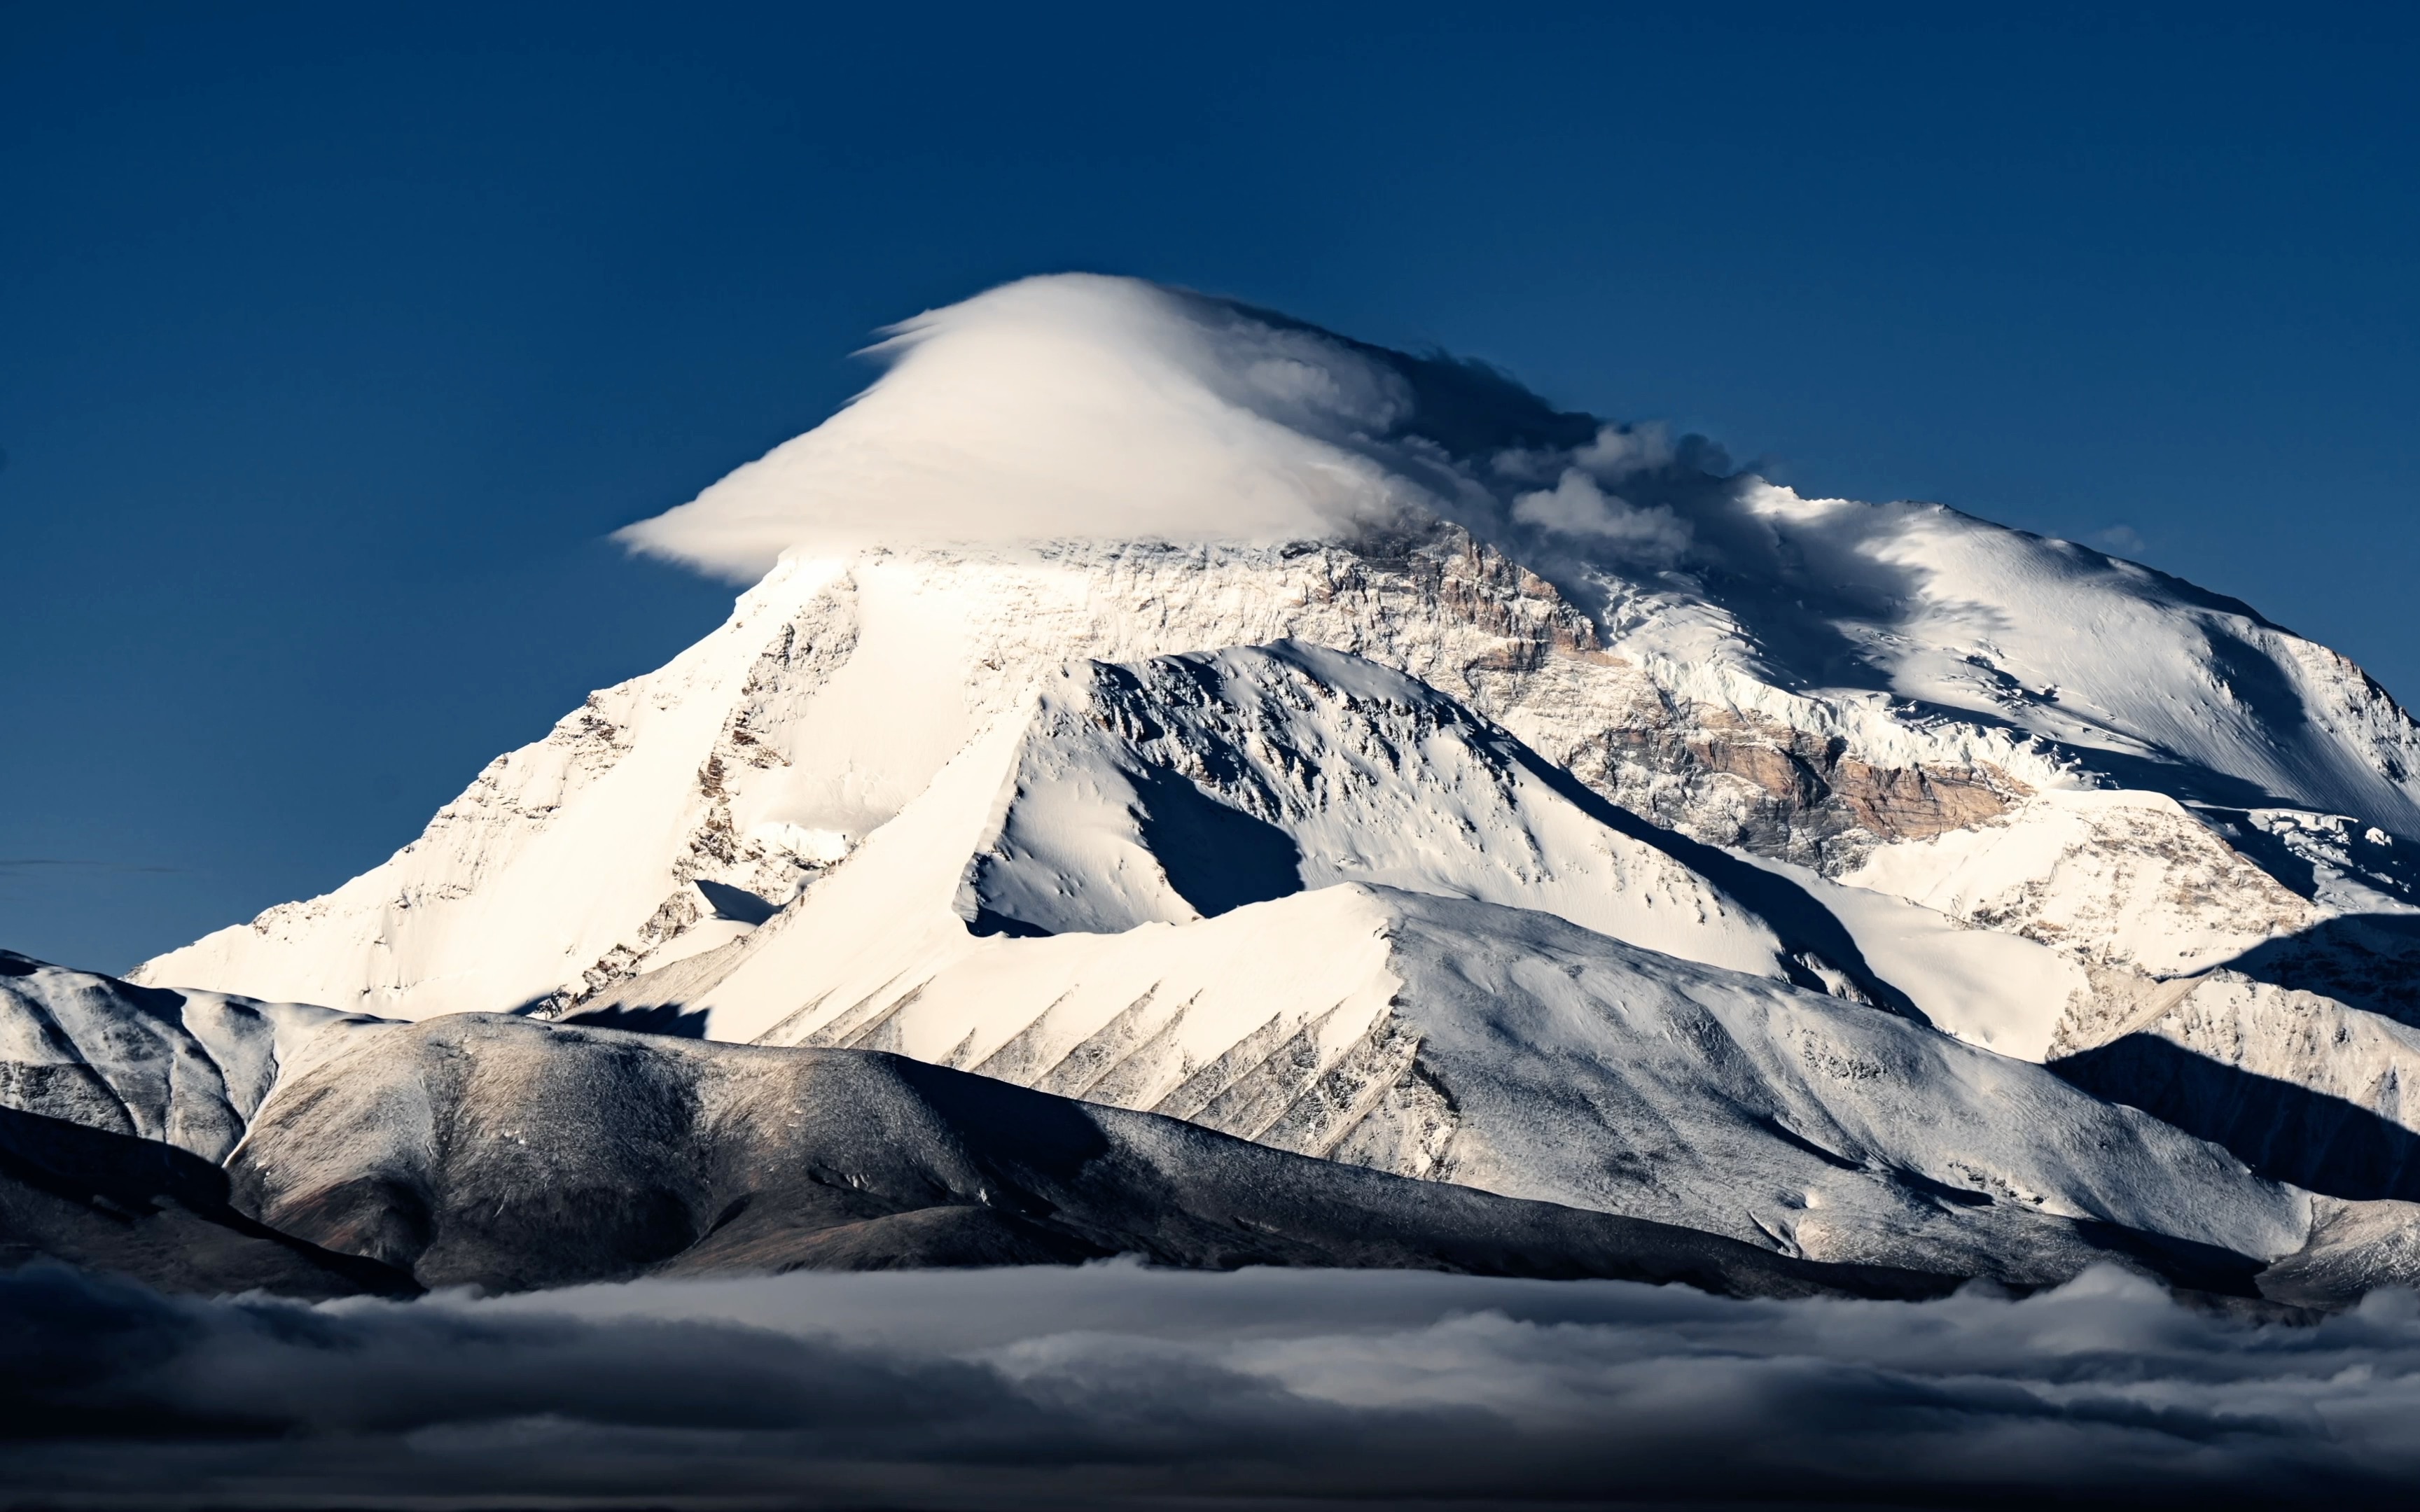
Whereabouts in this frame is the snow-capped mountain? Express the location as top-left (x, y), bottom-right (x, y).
top-left (68, 273), bottom-right (2420, 1294)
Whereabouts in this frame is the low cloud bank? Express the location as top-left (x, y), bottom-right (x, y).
top-left (8, 1260), bottom-right (2420, 1508)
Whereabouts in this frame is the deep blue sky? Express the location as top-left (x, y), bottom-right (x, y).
top-left (4, 3), bottom-right (2416, 973)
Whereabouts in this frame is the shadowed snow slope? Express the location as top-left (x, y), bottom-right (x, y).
top-left (0, 1100), bottom-right (417, 1299)
top-left (0, 947), bottom-right (2355, 1299)
top-left (0, 953), bottom-right (417, 1296)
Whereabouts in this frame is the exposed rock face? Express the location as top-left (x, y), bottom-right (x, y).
top-left (1314, 531), bottom-right (2033, 875)
top-left (1569, 708), bottom-right (2025, 873)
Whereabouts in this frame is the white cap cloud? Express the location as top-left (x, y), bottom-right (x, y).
top-left (616, 275), bottom-right (1434, 580)
top-left (1510, 468), bottom-right (1692, 564)
top-left (616, 272), bottom-right (1749, 587)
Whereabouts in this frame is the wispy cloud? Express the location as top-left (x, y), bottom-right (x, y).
top-left (6, 1260), bottom-right (2419, 1508)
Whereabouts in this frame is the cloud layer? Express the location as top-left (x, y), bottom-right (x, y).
top-left (9, 1259), bottom-right (2420, 1508)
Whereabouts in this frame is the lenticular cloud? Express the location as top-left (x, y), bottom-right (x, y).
top-left (615, 276), bottom-right (1428, 578)
top-left (10, 1261), bottom-right (2420, 1508)
top-left (613, 273), bottom-right (1732, 580)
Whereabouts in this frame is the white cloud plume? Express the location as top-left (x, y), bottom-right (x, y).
top-left (10, 1260), bottom-right (2420, 1507)
top-left (1575, 420), bottom-right (1678, 479)
top-left (616, 276), bottom-right (1430, 581)
top-left (1510, 468), bottom-right (1692, 563)
top-left (613, 274), bottom-right (1727, 584)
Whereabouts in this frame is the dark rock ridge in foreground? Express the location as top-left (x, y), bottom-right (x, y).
top-left (9, 946), bottom-right (2409, 1306)
top-left (226, 1011), bottom-right (1959, 1299)
top-left (0, 1103), bottom-right (416, 1298)
top-left (0, 947), bottom-right (1961, 1300)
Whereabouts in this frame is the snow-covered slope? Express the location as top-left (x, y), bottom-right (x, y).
top-left (2052, 970), bottom-right (2420, 1203)
top-left (601, 274), bottom-right (2420, 847)
top-left (1842, 789), bottom-right (2323, 981)
top-left (0, 947), bottom-right (2334, 1298)
top-left (960, 642), bottom-right (1807, 977)
top-left (132, 541), bottom-right (1582, 1018)
top-left (625, 880), bottom-right (2298, 1284)
top-left (133, 541), bottom-right (1910, 1023)
top-left (1591, 481), bottom-right (2420, 839)
top-left (230, 1008), bottom-right (1971, 1297)
top-left (0, 951), bottom-right (370, 1163)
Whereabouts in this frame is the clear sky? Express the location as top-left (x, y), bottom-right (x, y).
top-left (4, 2), bottom-right (2416, 973)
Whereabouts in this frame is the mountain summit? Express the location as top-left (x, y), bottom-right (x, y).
top-left (67, 274), bottom-right (2420, 1292)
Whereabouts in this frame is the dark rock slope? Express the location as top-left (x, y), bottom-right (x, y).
top-left (225, 1012), bottom-right (1957, 1299)
top-left (0, 1103), bottom-right (415, 1298)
